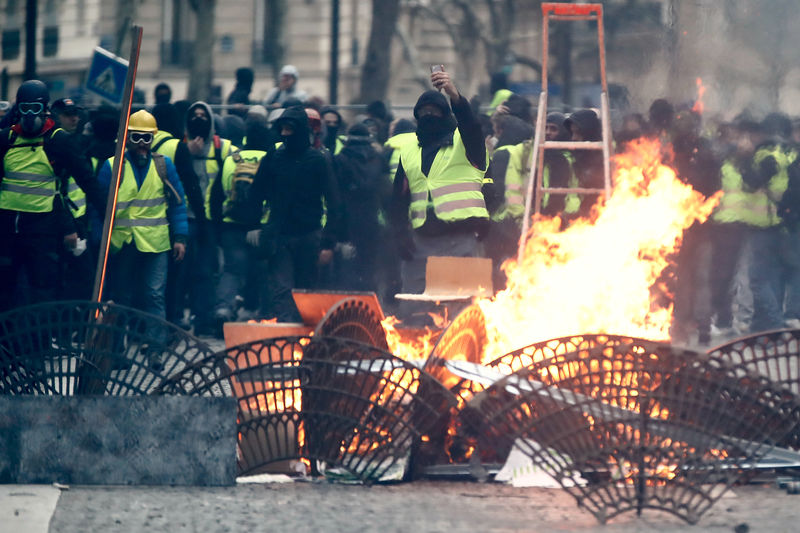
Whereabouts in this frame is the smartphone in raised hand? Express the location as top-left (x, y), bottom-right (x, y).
top-left (430, 64), bottom-right (445, 74)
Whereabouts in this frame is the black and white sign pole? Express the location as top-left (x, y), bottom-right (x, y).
top-left (91, 25), bottom-right (143, 305)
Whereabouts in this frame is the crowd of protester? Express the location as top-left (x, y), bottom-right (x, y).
top-left (1, 63), bottom-right (798, 349)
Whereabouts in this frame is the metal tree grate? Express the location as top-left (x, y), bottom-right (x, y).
top-left (708, 329), bottom-right (800, 449)
top-left (314, 298), bottom-right (389, 350)
top-left (0, 301), bottom-right (214, 396)
top-left (461, 338), bottom-right (800, 524)
top-left (157, 335), bottom-right (458, 483)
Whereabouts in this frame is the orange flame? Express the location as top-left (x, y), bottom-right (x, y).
top-left (478, 138), bottom-right (720, 360)
top-left (247, 317), bottom-right (278, 324)
top-left (381, 315), bottom-right (437, 362)
top-left (692, 77), bottom-right (706, 115)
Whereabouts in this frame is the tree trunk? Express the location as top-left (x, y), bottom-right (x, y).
top-left (357, 0), bottom-right (401, 104)
top-left (187, 0), bottom-right (216, 103)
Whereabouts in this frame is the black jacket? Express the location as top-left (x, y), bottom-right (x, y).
top-left (0, 120), bottom-right (105, 235)
top-left (334, 140), bottom-right (389, 244)
top-left (247, 107), bottom-right (343, 249)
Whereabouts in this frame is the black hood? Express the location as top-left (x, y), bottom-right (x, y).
top-left (274, 105), bottom-right (310, 153)
top-left (235, 67), bottom-right (254, 91)
top-left (504, 94), bottom-right (533, 124)
top-left (565, 109), bottom-right (602, 141)
top-left (151, 103), bottom-right (181, 138)
top-left (413, 90), bottom-right (451, 120)
top-left (320, 106), bottom-right (343, 126)
top-left (413, 90), bottom-right (456, 147)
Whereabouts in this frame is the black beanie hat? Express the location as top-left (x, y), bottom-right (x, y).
top-left (413, 90), bottom-right (450, 119)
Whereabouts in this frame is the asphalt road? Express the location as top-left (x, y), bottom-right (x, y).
top-left (2, 480), bottom-right (798, 533)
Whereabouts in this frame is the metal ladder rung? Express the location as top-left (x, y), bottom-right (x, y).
top-left (542, 141), bottom-right (605, 151)
top-left (549, 15), bottom-right (598, 21)
top-left (540, 187), bottom-right (606, 194)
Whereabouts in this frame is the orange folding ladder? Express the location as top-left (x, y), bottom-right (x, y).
top-left (518, 2), bottom-right (613, 262)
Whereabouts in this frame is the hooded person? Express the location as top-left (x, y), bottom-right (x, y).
top-left (243, 105), bottom-right (272, 152)
top-left (320, 106), bottom-right (346, 154)
top-left (178, 101), bottom-right (235, 336)
top-left (564, 109), bottom-right (604, 218)
top-left (184, 101), bottom-right (235, 219)
top-left (332, 122), bottom-right (390, 291)
top-left (390, 68), bottom-right (489, 321)
top-left (243, 105), bottom-right (343, 321)
top-left (227, 67), bottom-right (255, 119)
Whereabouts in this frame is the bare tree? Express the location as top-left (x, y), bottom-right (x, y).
top-left (357, 0), bottom-right (401, 103)
top-left (186, 0), bottom-right (216, 103)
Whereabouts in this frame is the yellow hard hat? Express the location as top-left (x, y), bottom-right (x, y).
top-left (128, 109), bottom-right (158, 132)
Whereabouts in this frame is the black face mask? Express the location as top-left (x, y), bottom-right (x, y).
top-left (20, 113), bottom-right (45, 136)
top-left (416, 114), bottom-right (456, 146)
top-left (324, 124), bottom-right (339, 150)
top-left (187, 116), bottom-right (210, 139)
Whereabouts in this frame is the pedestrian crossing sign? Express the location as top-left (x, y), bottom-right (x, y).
top-left (85, 47), bottom-right (129, 103)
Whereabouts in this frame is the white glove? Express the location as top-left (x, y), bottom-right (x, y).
top-left (337, 242), bottom-right (356, 260)
top-left (246, 229), bottom-right (261, 247)
top-left (71, 238), bottom-right (87, 257)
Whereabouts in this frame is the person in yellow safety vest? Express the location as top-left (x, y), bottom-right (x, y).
top-left (182, 101), bottom-right (235, 335)
top-left (96, 110), bottom-right (188, 350)
top-left (380, 118), bottom-right (417, 302)
top-left (385, 119), bottom-right (417, 183)
top-left (320, 106), bottom-right (345, 154)
top-left (0, 80), bottom-right (105, 312)
top-left (390, 67), bottom-right (489, 311)
top-left (51, 97), bottom-right (94, 301)
top-left (208, 117), bottom-right (271, 333)
top-left (564, 109), bottom-right (605, 219)
top-left (744, 112), bottom-right (799, 332)
top-left (541, 112), bottom-right (580, 219)
top-left (151, 103), bottom-right (208, 329)
top-left (483, 113), bottom-right (532, 290)
top-left (708, 119), bottom-right (764, 337)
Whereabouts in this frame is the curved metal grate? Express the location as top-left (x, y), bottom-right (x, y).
top-left (314, 298), bottom-right (389, 350)
top-left (708, 328), bottom-right (800, 395)
top-left (157, 335), bottom-right (458, 483)
top-left (461, 339), bottom-right (800, 524)
top-left (424, 304), bottom-right (486, 397)
top-left (0, 301), bottom-right (215, 396)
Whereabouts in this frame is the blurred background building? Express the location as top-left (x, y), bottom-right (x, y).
top-left (2, 0), bottom-right (800, 119)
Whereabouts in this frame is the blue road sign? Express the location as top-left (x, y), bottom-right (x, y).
top-left (85, 47), bottom-right (128, 103)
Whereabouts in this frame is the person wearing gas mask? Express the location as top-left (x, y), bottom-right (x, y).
top-left (244, 105), bottom-right (343, 321)
top-left (0, 80), bottom-right (105, 311)
top-left (95, 110), bottom-right (188, 351)
top-left (179, 101), bottom-right (236, 336)
top-left (390, 67), bottom-right (489, 322)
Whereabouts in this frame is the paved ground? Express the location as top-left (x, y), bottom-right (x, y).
top-left (2, 480), bottom-right (798, 533)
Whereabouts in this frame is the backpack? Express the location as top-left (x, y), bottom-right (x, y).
top-left (223, 151), bottom-right (260, 222)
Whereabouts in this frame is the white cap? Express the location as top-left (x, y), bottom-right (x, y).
top-left (247, 105), bottom-right (268, 118)
top-left (279, 64), bottom-right (299, 79)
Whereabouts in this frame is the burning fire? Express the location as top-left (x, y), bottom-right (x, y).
top-left (478, 138), bottom-right (720, 360)
top-left (692, 77), bottom-right (706, 115)
top-left (381, 315), bottom-right (437, 362)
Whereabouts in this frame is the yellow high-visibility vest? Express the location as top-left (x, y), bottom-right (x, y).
top-left (109, 156), bottom-right (171, 253)
top-left (400, 130), bottom-right (488, 229)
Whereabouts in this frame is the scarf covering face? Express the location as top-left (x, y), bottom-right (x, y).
top-left (413, 90), bottom-right (456, 147)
